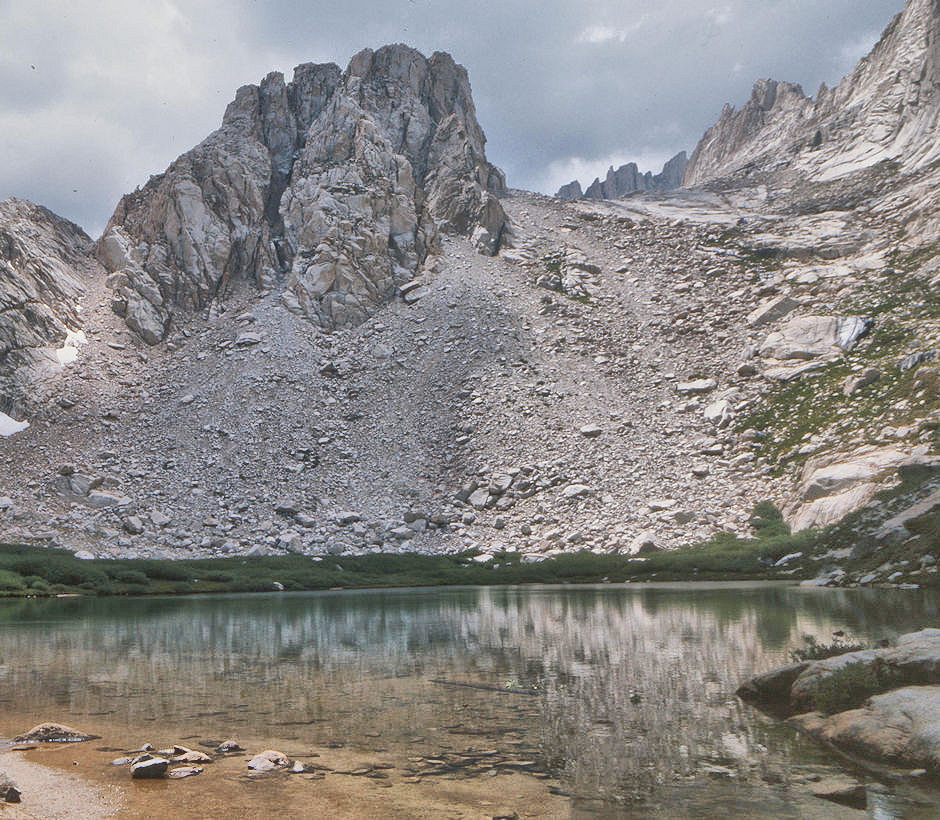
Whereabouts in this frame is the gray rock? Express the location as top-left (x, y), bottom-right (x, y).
top-left (760, 316), bottom-right (870, 361)
top-left (677, 379), bottom-right (717, 395)
top-left (123, 516), bottom-right (145, 535)
top-left (235, 331), bottom-right (263, 347)
top-left (628, 531), bottom-right (661, 554)
top-left (168, 766), bottom-right (204, 779)
top-left (843, 367), bottom-right (881, 396)
top-left (468, 488), bottom-right (491, 509)
top-left (739, 629), bottom-right (940, 716)
top-left (746, 295), bottom-right (800, 328)
top-left (131, 756), bottom-right (169, 779)
top-left (560, 484), bottom-right (592, 500)
top-left (0, 775), bottom-right (21, 804)
top-left (248, 749), bottom-right (290, 771)
top-left (86, 491), bottom-right (130, 509)
top-left (792, 686), bottom-right (940, 772)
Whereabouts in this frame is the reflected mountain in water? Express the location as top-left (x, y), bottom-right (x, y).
top-left (0, 583), bottom-right (937, 815)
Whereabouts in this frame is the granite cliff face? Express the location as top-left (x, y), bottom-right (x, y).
top-left (556, 152), bottom-right (688, 202)
top-left (101, 45), bottom-right (508, 342)
top-left (684, 0), bottom-right (940, 185)
top-left (0, 198), bottom-right (98, 415)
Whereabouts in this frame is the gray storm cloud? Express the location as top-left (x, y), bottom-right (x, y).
top-left (0, 0), bottom-right (904, 235)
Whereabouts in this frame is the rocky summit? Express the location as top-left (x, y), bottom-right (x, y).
top-left (555, 151), bottom-right (688, 202)
top-left (100, 44), bottom-right (508, 343)
top-left (0, 0), bottom-right (938, 582)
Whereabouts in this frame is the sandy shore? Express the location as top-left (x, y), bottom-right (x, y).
top-left (0, 726), bottom-right (567, 819)
top-left (0, 748), bottom-right (122, 818)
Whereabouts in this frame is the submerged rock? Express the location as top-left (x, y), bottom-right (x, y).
top-left (14, 723), bottom-right (98, 743)
top-left (168, 765), bottom-right (204, 779)
top-left (248, 749), bottom-right (290, 771)
top-left (131, 756), bottom-right (170, 779)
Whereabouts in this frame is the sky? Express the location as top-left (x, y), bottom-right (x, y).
top-left (0, 0), bottom-right (906, 237)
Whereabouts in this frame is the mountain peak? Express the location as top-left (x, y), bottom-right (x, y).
top-left (684, 0), bottom-right (940, 186)
top-left (100, 46), bottom-right (507, 344)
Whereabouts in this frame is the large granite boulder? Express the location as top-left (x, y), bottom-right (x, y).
top-left (759, 315), bottom-right (870, 361)
top-left (788, 448), bottom-right (938, 532)
top-left (791, 686), bottom-right (940, 771)
top-left (739, 629), bottom-right (940, 713)
top-left (739, 630), bottom-right (940, 770)
top-left (99, 45), bottom-right (508, 342)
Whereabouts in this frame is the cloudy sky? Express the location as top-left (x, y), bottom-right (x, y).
top-left (0, 0), bottom-right (904, 236)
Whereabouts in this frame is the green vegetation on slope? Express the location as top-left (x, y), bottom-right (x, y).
top-left (2, 474), bottom-right (938, 599)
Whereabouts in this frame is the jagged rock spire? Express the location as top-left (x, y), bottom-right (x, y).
top-left (684, 0), bottom-right (940, 185)
top-left (100, 45), bottom-right (508, 343)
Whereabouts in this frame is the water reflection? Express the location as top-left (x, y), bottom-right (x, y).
top-left (0, 582), bottom-right (937, 814)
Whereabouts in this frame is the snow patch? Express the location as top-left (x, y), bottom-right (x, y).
top-left (0, 412), bottom-right (29, 437)
top-left (55, 328), bottom-right (88, 365)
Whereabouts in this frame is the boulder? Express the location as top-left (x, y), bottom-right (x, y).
top-left (677, 379), bottom-right (717, 395)
top-left (0, 775), bottom-right (21, 804)
top-left (131, 756), bottom-right (169, 779)
top-left (704, 399), bottom-right (733, 428)
top-left (738, 629), bottom-right (940, 715)
top-left (843, 367), bottom-right (881, 396)
top-left (248, 749), bottom-right (290, 771)
top-left (14, 723), bottom-right (98, 743)
top-left (628, 531), bottom-right (661, 555)
top-left (168, 766), bottom-right (204, 779)
top-left (791, 687), bottom-right (940, 771)
top-left (789, 448), bottom-right (925, 532)
top-left (746, 295), bottom-right (800, 328)
top-left (759, 316), bottom-right (870, 361)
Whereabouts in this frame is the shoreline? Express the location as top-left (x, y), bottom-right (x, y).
top-left (0, 747), bottom-right (122, 818)
top-left (0, 542), bottom-right (810, 600)
top-left (0, 720), bottom-right (568, 819)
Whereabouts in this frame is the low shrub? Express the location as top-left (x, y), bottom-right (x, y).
top-left (790, 634), bottom-right (868, 662)
top-left (813, 659), bottom-right (906, 715)
top-left (0, 569), bottom-right (25, 591)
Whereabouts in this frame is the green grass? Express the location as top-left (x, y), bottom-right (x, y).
top-left (0, 521), bottom-right (807, 599)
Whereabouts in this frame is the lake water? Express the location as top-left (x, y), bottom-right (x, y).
top-left (0, 582), bottom-right (938, 817)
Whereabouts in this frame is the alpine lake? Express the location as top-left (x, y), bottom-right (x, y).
top-left (0, 582), bottom-right (938, 818)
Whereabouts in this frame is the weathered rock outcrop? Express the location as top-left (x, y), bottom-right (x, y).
top-left (791, 687), bottom-right (940, 771)
top-left (739, 630), bottom-right (940, 771)
top-left (556, 151), bottom-right (688, 201)
top-left (555, 180), bottom-right (583, 202)
top-left (100, 45), bottom-right (508, 342)
top-left (684, 0), bottom-right (940, 185)
top-left (0, 198), bottom-right (96, 414)
top-left (739, 629), bottom-right (940, 711)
